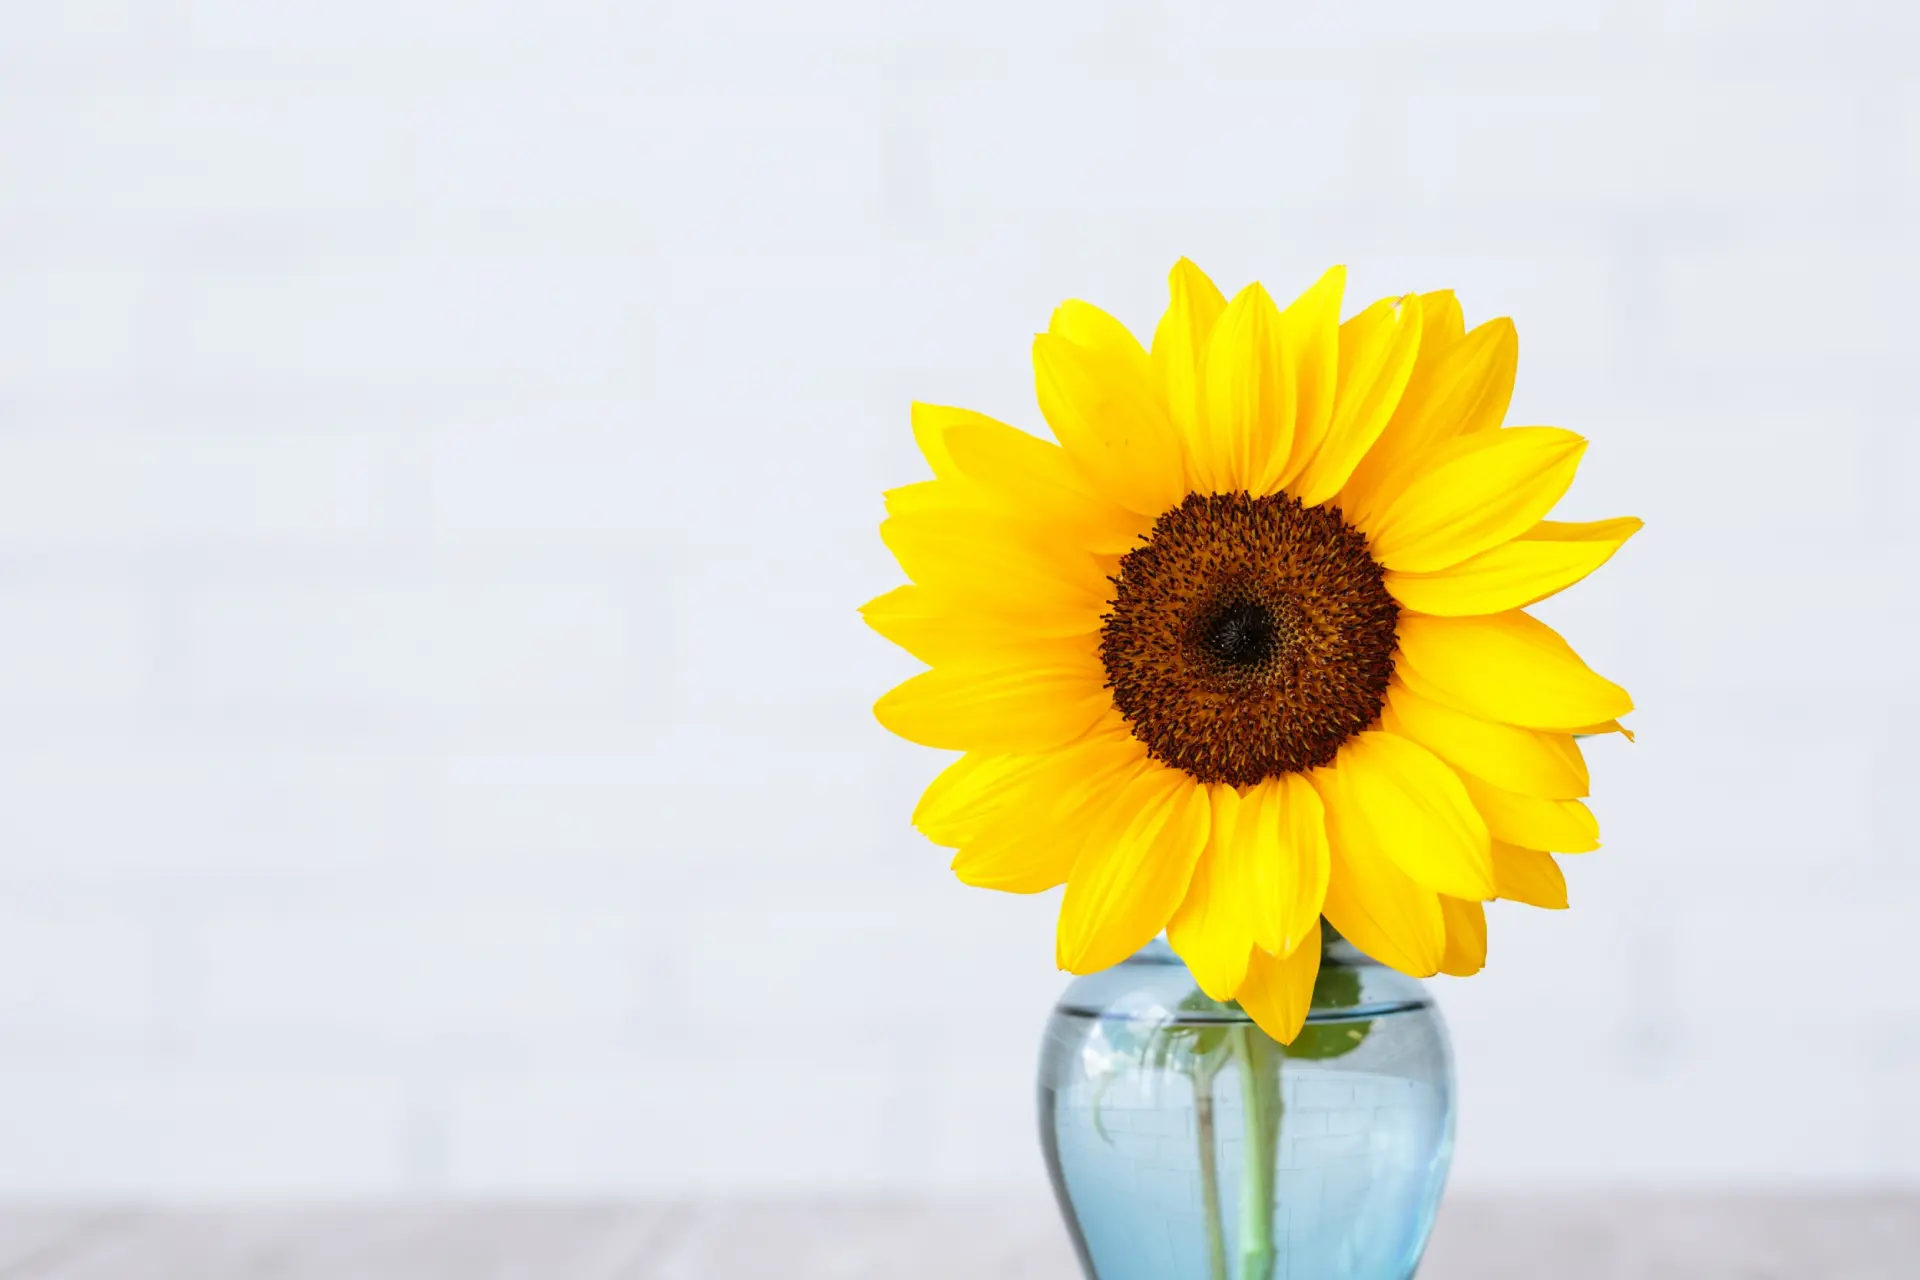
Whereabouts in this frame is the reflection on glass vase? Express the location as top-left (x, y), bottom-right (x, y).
top-left (1038, 930), bottom-right (1455, 1280)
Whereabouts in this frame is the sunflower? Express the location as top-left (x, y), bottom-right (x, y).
top-left (865, 260), bottom-right (1637, 1044)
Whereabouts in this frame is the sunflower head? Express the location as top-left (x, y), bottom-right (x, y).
top-left (1100, 490), bottom-right (1400, 785)
top-left (866, 260), bottom-right (1638, 1045)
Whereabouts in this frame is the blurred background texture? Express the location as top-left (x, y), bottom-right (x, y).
top-left (0, 0), bottom-right (1914, 1201)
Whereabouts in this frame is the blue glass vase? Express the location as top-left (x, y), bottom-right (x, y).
top-left (1038, 931), bottom-right (1455, 1280)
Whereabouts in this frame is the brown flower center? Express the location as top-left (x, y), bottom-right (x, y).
top-left (1098, 492), bottom-right (1399, 786)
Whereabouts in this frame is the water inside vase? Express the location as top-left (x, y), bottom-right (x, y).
top-left (1038, 942), bottom-right (1454, 1280)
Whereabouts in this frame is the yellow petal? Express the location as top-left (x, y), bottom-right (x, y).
top-left (1572, 719), bottom-right (1635, 742)
top-left (1433, 317), bottom-right (1516, 434)
top-left (912, 750), bottom-right (1043, 846)
top-left (1198, 282), bottom-right (1290, 494)
top-left (1380, 678), bottom-right (1589, 799)
top-left (950, 803), bottom-right (1087, 893)
top-left (952, 738), bottom-right (1147, 893)
top-left (1316, 779), bottom-right (1446, 978)
top-left (880, 510), bottom-right (1109, 636)
top-left (861, 584), bottom-right (1071, 667)
top-left (1339, 307), bottom-right (1510, 523)
top-left (1419, 289), bottom-right (1466, 349)
top-left (1050, 298), bottom-right (1154, 374)
top-left (873, 645), bottom-right (1108, 753)
top-left (1150, 257), bottom-right (1229, 475)
top-left (880, 479), bottom-right (938, 520)
top-left (1057, 770), bottom-right (1211, 973)
top-left (950, 784), bottom-right (1084, 895)
top-left (1395, 610), bottom-right (1633, 730)
top-left (1492, 841), bottom-right (1568, 909)
top-left (918, 718), bottom-right (1140, 848)
top-left (1264, 265), bottom-right (1345, 494)
top-left (910, 402), bottom-right (1001, 480)
top-left (1292, 292), bottom-right (1422, 507)
top-left (860, 583), bottom-right (948, 664)
top-left (1437, 896), bottom-right (1487, 977)
top-left (1457, 770), bottom-right (1600, 852)
top-left (1236, 919), bottom-right (1323, 1045)
top-left (1366, 427), bottom-right (1587, 574)
top-left (941, 417), bottom-right (1152, 555)
top-left (1167, 785), bottom-right (1255, 1000)
top-left (1316, 731), bottom-right (1494, 900)
top-left (1387, 516), bottom-right (1642, 615)
top-left (1250, 773), bottom-right (1331, 958)
top-left (1034, 328), bottom-right (1187, 516)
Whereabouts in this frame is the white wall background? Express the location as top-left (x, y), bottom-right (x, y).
top-left (0, 0), bottom-right (1914, 1199)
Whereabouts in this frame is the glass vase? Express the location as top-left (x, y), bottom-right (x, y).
top-left (1038, 931), bottom-right (1455, 1280)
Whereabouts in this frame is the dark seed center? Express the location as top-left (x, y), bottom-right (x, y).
top-left (1098, 491), bottom-right (1400, 786)
top-left (1201, 601), bottom-right (1277, 668)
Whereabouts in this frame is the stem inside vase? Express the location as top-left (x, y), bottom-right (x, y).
top-left (1233, 1025), bottom-right (1281, 1280)
top-left (1192, 1055), bottom-right (1228, 1280)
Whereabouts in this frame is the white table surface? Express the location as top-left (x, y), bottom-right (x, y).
top-left (0, 1196), bottom-right (1910, 1278)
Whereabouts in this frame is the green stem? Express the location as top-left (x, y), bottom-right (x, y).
top-left (1232, 1025), bottom-right (1281, 1280)
top-left (1191, 1056), bottom-right (1229, 1280)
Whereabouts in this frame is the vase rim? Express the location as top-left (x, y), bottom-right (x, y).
top-left (1052, 931), bottom-right (1436, 1026)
